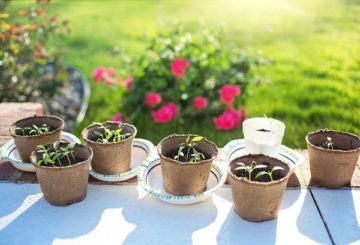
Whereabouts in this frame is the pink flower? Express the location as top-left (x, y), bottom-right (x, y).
top-left (193, 96), bottom-right (208, 111)
top-left (151, 102), bottom-right (178, 123)
top-left (220, 84), bottom-right (241, 106)
top-left (213, 108), bottom-right (242, 131)
top-left (124, 75), bottom-right (134, 90)
top-left (112, 113), bottom-right (123, 122)
top-left (171, 58), bottom-right (190, 78)
top-left (145, 92), bottom-right (162, 108)
top-left (92, 67), bottom-right (106, 82)
top-left (107, 67), bottom-right (116, 77)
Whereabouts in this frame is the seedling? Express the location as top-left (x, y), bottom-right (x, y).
top-left (234, 161), bottom-right (267, 181)
top-left (35, 141), bottom-right (76, 167)
top-left (174, 135), bottom-right (205, 163)
top-left (323, 137), bottom-right (335, 150)
top-left (255, 166), bottom-right (285, 181)
top-left (93, 122), bottom-right (131, 143)
top-left (16, 124), bottom-right (50, 136)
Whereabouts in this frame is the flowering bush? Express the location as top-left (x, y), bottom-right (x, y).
top-left (0, 0), bottom-right (70, 102)
top-left (93, 25), bottom-right (267, 130)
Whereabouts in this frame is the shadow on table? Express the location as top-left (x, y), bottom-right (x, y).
top-left (296, 190), bottom-right (333, 244)
top-left (310, 189), bottom-right (360, 244)
top-left (0, 184), bottom-right (133, 244)
top-left (121, 191), bottom-right (218, 245)
top-left (215, 188), bottom-right (278, 245)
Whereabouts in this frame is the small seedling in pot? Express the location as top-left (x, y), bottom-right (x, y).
top-left (255, 166), bottom-right (285, 181)
top-left (323, 137), bottom-right (335, 150)
top-left (234, 161), bottom-right (267, 181)
top-left (35, 141), bottom-right (76, 167)
top-left (16, 124), bottom-right (50, 136)
top-left (174, 135), bottom-right (205, 163)
top-left (93, 122), bottom-right (131, 143)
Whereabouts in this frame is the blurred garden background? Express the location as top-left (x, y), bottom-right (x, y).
top-left (2, 0), bottom-right (360, 148)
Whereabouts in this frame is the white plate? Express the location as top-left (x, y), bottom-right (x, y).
top-left (0, 132), bottom-right (81, 172)
top-left (218, 139), bottom-right (305, 169)
top-left (138, 156), bottom-right (228, 205)
top-left (89, 138), bottom-right (155, 182)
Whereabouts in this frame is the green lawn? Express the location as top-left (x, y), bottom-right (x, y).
top-left (11, 0), bottom-right (360, 148)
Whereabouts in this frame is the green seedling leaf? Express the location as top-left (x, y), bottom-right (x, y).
top-left (253, 164), bottom-right (267, 170)
top-left (192, 136), bottom-right (204, 142)
top-left (255, 171), bottom-right (269, 179)
top-left (272, 166), bottom-right (285, 172)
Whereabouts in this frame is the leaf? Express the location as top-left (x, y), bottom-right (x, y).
top-left (255, 171), bottom-right (269, 179)
top-left (94, 131), bottom-right (104, 137)
top-left (186, 135), bottom-right (190, 144)
top-left (253, 164), bottom-right (267, 170)
top-left (272, 166), bottom-right (285, 172)
top-left (53, 141), bottom-right (59, 149)
top-left (234, 166), bottom-right (247, 171)
top-left (68, 142), bottom-right (76, 149)
top-left (235, 162), bottom-right (245, 166)
top-left (192, 136), bottom-right (203, 142)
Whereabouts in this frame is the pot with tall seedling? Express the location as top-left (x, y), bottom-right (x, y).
top-left (82, 121), bottom-right (137, 174)
top-left (30, 141), bottom-right (93, 206)
top-left (10, 115), bottom-right (64, 162)
top-left (158, 134), bottom-right (218, 196)
top-left (306, 129), bottom-right (360, 188)
top-left (228, 154), bottom-right (292, 222)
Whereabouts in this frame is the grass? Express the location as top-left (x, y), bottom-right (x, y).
top-left (10, 0), bottom-right (360, 148)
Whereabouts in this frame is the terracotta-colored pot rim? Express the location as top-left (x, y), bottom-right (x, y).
top-left (157, 134), bottom-right (218, 166)
top-left (82, 122), bottom-right (137, 146)
top-left (228, 154), bottom-right (292, 186)
top-left (10, 115), bottom-right (64, 139)
top-left (30, 143), bottom-right (93, 171)
top-left (305, 129), bottom-right (360, 154)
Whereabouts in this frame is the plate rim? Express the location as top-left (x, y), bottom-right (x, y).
top-left (0, 132), bottom-right (82, 171)
top-left (89, 138), bottom-right (156, 182)
top-left (219, 139), bottom-right (305, 168)
top-left (137, 155), bottom-right (228, 205)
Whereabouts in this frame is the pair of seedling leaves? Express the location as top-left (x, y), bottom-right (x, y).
top-left (93, 123), bottom-right (131, 144)
top-left (174, 135), bottom-right (206, 163)
top-left (36, 141), bottom-right (76, 167)
top-left (324, 137), bottom-right (335, 150)
top-left (235, 161), bottom-right (285, 182)
top-left (16, 124), bottom-right (50, 136)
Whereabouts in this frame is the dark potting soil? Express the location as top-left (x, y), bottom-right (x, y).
top-left (90, 130), bottom-right (132, 143)
top-left (15, 125), bottom-right (57, 136)
top-left (316, 143), bottom-right (345, 151)
top-left (165, 147), bottom-right (211, 163)
top-left (257, 129), bottom-right (272, 133)
top-left (234, 162), bottom-right (287, 182)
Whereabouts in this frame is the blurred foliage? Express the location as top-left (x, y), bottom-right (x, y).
top-left (121, 25), bottom-right (269, 124)
top-left (0, 0), bottom-right (70, 102)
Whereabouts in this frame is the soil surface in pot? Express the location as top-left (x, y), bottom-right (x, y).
top-left (231, 156), bottom-right (289, 183)
top-left (89, 130), bottom-right (132, 143)
top-left (165, 147), bottom-right (211, 162)
top-left (15, 124), bottom-right (57, 136)
top-left (308, 130), bottom-right (360, 151)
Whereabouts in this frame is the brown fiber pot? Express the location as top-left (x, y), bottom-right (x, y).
top-left (30, 143), bottom-right (93, 206)
top-left (158, 134), bottom-right (218, 196)
top-left (10, 115), bottom-right (64, 162)
top-left (306, 129), bottom-right (360, 188)
top-left (228, 154), bottom-right (292, 222)
top-left (82, 122), bottom-right (137, 174)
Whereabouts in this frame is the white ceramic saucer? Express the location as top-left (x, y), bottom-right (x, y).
top-left (137, 156), bottom-right (228, 205)
top-left (89, 138), bottom-right (155, 182)
top-left (218, 139), bottom-right (305, 169)
top-left (0, 132), bottom-right (81, 172)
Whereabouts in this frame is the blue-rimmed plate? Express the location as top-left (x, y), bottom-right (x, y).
top-left (138, 156), bottom-right (227, 205)
top-left (0, 132), bottom-right (81, 172)
top-left (89, 138), bottom-right (156, 182)
top-left (219, 139), bottom-right (305, 169)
